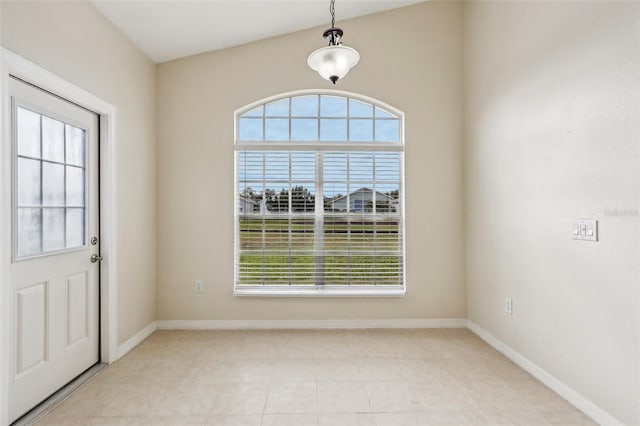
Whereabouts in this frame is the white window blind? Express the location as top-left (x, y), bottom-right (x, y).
top-left (235, 92), bottom-right (405, 295)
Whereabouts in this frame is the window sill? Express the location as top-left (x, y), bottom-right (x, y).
top-left (234, 286), bottom-right (406, 297)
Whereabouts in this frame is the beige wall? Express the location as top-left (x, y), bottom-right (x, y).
top-left (464, 1), bottom-right (639, 424)
top-left (156, 1), bottom-right (466, 320)
top-left (1, 1), bottom-right (157, 345)
top-left (3, 0), bottom-right (635, 422)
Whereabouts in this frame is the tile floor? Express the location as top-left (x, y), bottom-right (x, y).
top-left (35, 329), bottom-right (597, 426)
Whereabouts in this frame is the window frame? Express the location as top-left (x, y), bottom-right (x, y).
top-left (234, 90), bottom-right (406, 297)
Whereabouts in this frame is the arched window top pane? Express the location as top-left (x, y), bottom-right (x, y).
top-left (237, 92), bottom-right (401, 143)
top-left (243, 105), bottom-right (263, 117)
top-left (349, 99), bottom-right (373, 118)
top-left (291, 96), bottom-right (318, 117)
top-left (374, 106), bottom-right (395, 118)
top-left (320, 95), bottom-right (347, 117)
top-left (265, 99), bottom-right (289, 117)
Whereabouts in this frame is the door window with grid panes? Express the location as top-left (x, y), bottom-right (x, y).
top-left (15, 105), bottom-right (87, 259)
top-left (234, 91), bottom-right (405, 295)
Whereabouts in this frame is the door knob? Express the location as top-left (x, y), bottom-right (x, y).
top-left (90, 254), bottom-right (103, 263)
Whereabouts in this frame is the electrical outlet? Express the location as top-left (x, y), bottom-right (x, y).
top-left (505, 297), bottom-right (513, 315)
top-left (195, 280), bottom-right (204, 293)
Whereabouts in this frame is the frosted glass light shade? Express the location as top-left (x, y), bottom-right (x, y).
top-left (307, 45), bottom-right (360, 84)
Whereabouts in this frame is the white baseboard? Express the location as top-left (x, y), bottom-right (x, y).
top-left (115, 321), bottom-right (157, 360)
top-left (156, 318), bottom-right (467, 330)
top-left (467, 320), bottom-right (624, 426)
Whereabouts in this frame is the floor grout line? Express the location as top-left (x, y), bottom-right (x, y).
top-left (29, 329), bottom-right (597, 426)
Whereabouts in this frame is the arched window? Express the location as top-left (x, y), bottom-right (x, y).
top-left (234, 91), bottom-right (405, 295)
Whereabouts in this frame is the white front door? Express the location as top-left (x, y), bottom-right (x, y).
top-left (8, 77), bottom-right (100, 423)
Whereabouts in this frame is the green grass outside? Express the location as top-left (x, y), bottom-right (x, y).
top-left (239, 218), bottom-right (403, 286)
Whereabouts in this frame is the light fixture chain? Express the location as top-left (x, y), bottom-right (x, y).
top-left (330, 0), bottom-right (336, 29)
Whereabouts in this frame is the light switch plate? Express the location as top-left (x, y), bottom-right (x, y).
top-left (571, 219), bottom-right (597, 241)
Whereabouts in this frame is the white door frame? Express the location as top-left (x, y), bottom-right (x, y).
top-left (0, 48), bottom-right (119, 426)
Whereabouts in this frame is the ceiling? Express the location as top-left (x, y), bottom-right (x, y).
top-left (91, 1), bottom-right (425, 64)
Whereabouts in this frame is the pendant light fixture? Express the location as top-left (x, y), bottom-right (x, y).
top-left (307, 0), bottom-right (360, 84)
